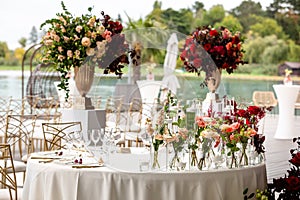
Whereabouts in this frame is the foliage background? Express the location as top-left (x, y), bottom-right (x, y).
top-left (0, 0), bottom-right (299, 77)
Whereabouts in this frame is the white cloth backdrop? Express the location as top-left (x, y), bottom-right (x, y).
top-left (162, 33), bottom-right (180, 95)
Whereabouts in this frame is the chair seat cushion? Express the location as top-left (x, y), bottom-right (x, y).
top-left (0, 188), bottom-right (22, 200)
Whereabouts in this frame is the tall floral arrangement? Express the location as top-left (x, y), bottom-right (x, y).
top-left (40, 1), bottom-right (129, 97)
top-left (180, 25), bottom-right (246, 77)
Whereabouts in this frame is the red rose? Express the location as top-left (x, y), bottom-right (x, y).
top-left (236, 109), bottom-right (248, 118)
top-left (209, 29), bottom-right (218, 37)
top-left (289, 152), bottom-right (300, 167)
top-left (247, 106), bottom-right (261, 115)
top-left (213, 46), bottom-right (225, 55)
top-left (232, 35), bottom-right (240, 44)
top-left (203, 43), bottom-right (211, 51)
top-left (285, 176), bottom-right (300, 192)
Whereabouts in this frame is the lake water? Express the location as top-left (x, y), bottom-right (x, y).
top-left (1, 71), bottom-right (298, 115)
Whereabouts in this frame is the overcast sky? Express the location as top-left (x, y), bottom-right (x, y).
top-left (0, 0), bottom-right (273, 50)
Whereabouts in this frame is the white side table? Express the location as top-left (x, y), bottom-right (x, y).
top-left (273, 84), bottom-right (300, 139)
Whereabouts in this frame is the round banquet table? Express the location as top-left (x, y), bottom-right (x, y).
top-left (22, 150), bottom-right (267, 200)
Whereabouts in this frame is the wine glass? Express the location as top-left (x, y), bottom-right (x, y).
top-left (90, 129), bottom-right (101, 148)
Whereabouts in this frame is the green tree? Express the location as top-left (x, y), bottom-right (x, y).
top-left (287, 40), bottom-right (300, 61)
top-left (14, 47), bottom-right (25, 63)
top-left (249, 16), bottom-right (288, 39)
top-left (0, 42), bottom-right (9, 58)
top-left (18, 37), bottom-right (27, 48)
top-left (230, 0), bottom-right (266, 33)
top-left (28, 26), bottom-right (38, 45)
top-left (243, 33), bottom-right (266, 63)
top-left (191, 2), bottom-right (206, 29)
top-left (215, 15), bottom-right (243, 32)
top-left (267, 0), bottom-right (300, 44)
top-left (202, 5), bottom-right (225, 26)
top-left (267, 0), bottom-right (300, 16)
top-left (244, 34), bottom-right (290, 64)
top-left (262, 39), bottom-right (289, 64)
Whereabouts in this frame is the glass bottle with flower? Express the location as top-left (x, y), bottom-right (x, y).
top-left (188, 116), bottom-right (207, 170)
top-left (220, 122), bottom-right (241, 168)
top-left (198, 125), bottom-right (220, 170)
top-left (233, 105), bottom-right (266, 167)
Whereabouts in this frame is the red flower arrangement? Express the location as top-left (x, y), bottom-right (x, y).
top-left (180, 25), bottom-right (246, 76)
top-left (254, 137), bottom-right (300, 199)
top-left (266, 137), bottom-right (300, 199)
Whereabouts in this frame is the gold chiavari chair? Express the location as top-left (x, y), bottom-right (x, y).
top-left (4, 114), bottom-right (37, 182)
top-left (105, 96), bottom-right (124, 134)
top-left (91, 96), bottom-right (102, 109)
top-left (123, 98), bottom-right (144, 147)
top-left (42, 122), bottom-right (82, 151)
top-left (0, 97), bottom-right (11, 113)
top-left (0, 144), bottom-right (21, 200)
top-left (0, 110), bottom-right (11, 144)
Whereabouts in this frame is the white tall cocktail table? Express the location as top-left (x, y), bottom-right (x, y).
top-left (273, 84), bottom-right (300, 139)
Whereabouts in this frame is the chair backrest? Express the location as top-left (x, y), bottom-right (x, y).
top-left (128, 98), bottom-right (143, 132)
top-left (0, 144), bottom-right (18, 200)
top-left (0, 97), bottom-right (11, 113)
top-left (42, 122), bottom-right (82, 151)
top-left (252, 91), bottom-right (278, 108)
top-left (105, 96), bottom-right (123, 132)
top-left (4, 114), bottom-right (37, 159)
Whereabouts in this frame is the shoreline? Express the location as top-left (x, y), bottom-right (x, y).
top-left (1, 70), bottom-right (300, 82)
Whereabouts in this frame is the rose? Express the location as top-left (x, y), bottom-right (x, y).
top-left (285, 176), bottom-right (300, 192)
top-left (81, 37), bottom-right (91, 47)
top-left (247, 106), bottom-right (261, 116)
top-left (289, 152), bottom-right (300, 167)
top-left (195, 116), bottom-right (206, 128)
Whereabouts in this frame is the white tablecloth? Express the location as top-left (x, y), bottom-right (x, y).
top-left (23, 151), bottom-right (267, 200)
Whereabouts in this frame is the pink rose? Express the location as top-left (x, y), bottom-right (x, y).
top-left (75, 25), bottom-right (83, 33)
top-left (81, 37), bottom-right (91, 47)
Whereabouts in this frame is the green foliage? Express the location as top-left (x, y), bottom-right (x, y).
top-left (28, 26), bottom-right (38, 45)
top-left (230, 0), bottom-right (265, 33)
top-left (262, 39), bottom-right (289, 64)
top-left (287, 40), bottom-right (300, 61)
top-left (214, 14), bottom-right (243, 32)
top-left (202, 5), bottom-right (225, 26)
top-left (18, 37), bottom-right (27, 48)
top-left (249, 16), bottom-right (288, 39)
